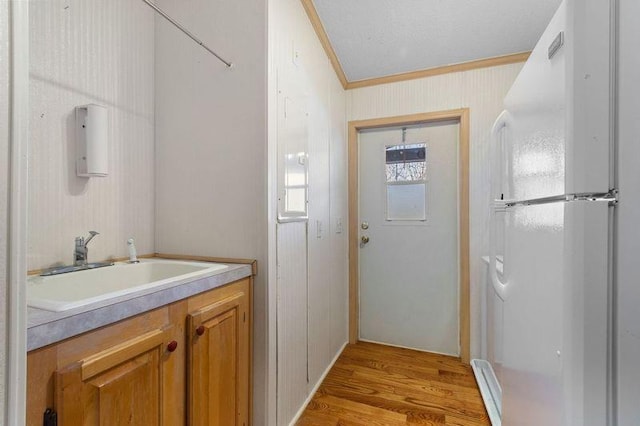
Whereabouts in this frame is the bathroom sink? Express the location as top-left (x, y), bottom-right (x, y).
top-left (27, 259), bottom-right (228, 312)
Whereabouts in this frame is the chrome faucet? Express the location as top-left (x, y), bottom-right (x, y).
top-left (40, 231), bottom-right (112, 276)
top-left (74, 231), bottom-right (99, 266)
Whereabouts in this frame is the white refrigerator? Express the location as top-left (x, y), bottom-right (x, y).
top-left (475, 0), bottom-right (618, 424)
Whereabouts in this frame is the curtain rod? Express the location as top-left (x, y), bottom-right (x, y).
top-left (141, 0), bottom-right (233, 68)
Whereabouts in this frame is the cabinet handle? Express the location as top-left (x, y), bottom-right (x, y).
top-left (196, 325), bottom-right (206, 336)
top-left (167, 340), bottom-right (178, 352)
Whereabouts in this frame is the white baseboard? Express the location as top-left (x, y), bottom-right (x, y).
top-left (288, 341), bottom-right (348, 426)
top-left (470, 359), bottom-right (502, 426)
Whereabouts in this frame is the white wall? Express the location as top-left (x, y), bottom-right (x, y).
top-left (28, 0), bottom-right (155, 270)
top-left (616, 0), bottom-right (640, 423)
top-left (0, 1), bottom-right (9, 420)
top-left (269, 0), bottom-right (348, 424)
top-left (347, 63), bottom-right (523, 359)
top-left (153, 0), bottom-right (269, 423)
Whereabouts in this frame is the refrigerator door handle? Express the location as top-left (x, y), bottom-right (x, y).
top-left (490, 110), bottom-right (512, 201)
top-left (489, 111), bottom-right (512, 301)
top-left (501, 189), bottom-right (619, 208)
top-left (489, 201), bottom-right (508, 301)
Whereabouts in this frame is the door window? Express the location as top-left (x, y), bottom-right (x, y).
top-left (385, 143), bottom-right (427, 221)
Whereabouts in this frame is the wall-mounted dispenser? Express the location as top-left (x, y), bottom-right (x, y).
top-left (76, 104), bottom-right (108, 177)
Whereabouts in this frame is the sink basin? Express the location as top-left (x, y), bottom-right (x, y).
top-left (27, 259), bottom-right (228, 312)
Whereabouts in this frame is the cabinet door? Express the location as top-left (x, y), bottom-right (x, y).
top-left (187, 288), bottom-right (249, 426)
top-left (55, 327), bottom-right (177, 426)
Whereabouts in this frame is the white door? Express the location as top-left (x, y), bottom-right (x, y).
top-left (359, 121), bottom-right (460, 355)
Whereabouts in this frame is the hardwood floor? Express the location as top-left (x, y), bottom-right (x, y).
top-left (297, 341), bottom-right (490, 426)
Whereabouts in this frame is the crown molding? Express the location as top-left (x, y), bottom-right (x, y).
top-left (345, 52), bottom-right (531, 89)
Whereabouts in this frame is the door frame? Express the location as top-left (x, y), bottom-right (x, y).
top-left (348, 108), bottom-right (470, 363)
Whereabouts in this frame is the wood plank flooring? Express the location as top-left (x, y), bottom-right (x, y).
top-left (297, 341), bottom-right (490, 425)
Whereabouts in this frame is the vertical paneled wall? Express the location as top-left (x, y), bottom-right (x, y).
top-left (270, 0), bottom-right (348, 424)
top-left (275, 221), bottom-right (309, 424)
top-left (347, 64), bottom-right (522, 358)
top-left (28, 0), bottom-right (155, 270)
top-left (153, 0), bottom-right (269, 423)
top-left (328, 76), bottom-right (349, 356)
top-left (0, 1), bottom-right (9, 419)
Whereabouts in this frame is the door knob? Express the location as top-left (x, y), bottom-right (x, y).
top-left (361, 235), bottom-right (370, 244)
top-left (196, 325), bottom-right (205, 336)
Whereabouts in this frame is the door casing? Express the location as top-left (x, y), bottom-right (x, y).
top-left (348, 108), bottom-right (471, 363)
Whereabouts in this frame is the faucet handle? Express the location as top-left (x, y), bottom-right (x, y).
top-left (84, 231), bottom-right (100, 246)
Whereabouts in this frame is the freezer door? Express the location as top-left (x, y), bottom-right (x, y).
top-left (504, 0), bottom-right (614, 201)
top-left (503, 2), bottom-right (566, 202)
top-left (564, 0), bottom-right (615, 194)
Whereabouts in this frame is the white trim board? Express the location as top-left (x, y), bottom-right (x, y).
top-left (471, 359), bottom-right (502, 426)
top-left (6, 0), bottom-right (29, 425)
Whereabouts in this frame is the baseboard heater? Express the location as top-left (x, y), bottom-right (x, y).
top-left (471, 359), bottom-right (502, 426)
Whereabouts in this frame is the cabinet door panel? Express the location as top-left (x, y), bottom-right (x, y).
top-left (208, 309), bottom-right (237, 425)
top-left (55, 328), bottom-right (173, 426)
top-left (91, 351), bottom-right (159, 425)
top-left (188, 289), bottom-right (249, 426)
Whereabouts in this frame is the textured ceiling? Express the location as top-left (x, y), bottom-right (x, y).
top-left (312, 0), bottom-right (562, 82)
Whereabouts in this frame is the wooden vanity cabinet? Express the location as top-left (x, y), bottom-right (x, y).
top-left (27, 277), bottom-right (252, 426)
top-left (187, 278), bottom-right (250, 426)
top-left (55, 326), bottom-right (178, 425)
